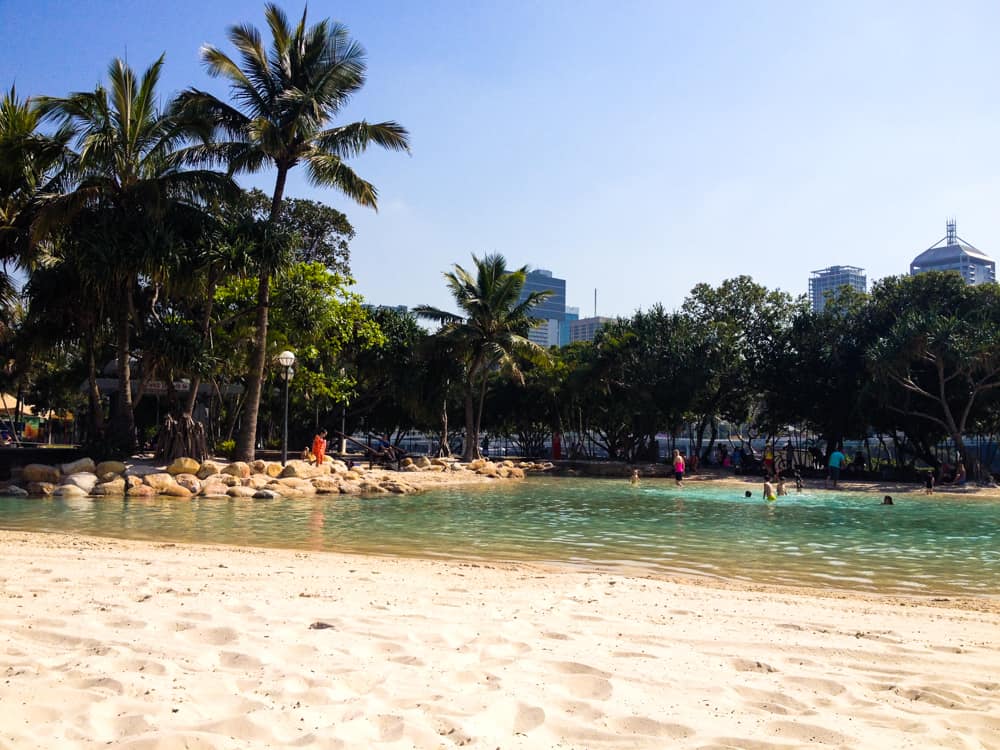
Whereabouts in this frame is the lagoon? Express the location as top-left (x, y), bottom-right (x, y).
top-left (1, 477), bottom-right (997, 596)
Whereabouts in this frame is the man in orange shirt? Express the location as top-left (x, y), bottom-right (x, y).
top-left (312, 429), bottom-right (328, 466)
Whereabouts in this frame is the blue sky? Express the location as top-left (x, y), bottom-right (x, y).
top-left (3, 0), bottom-right (1000, 317)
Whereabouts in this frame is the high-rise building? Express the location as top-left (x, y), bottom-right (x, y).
top-left (808, 266), bottom-right (867, 312)
top-left (568, 316), bottom-right (613, 343)
top-left (910, 220), bottom-right (996, 285)
top-left (519, 269), bottom-right (566, 347)
top-left (560, 306), bottom-right (579, 346)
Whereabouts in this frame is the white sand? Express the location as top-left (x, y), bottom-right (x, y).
top-left (1, 530), bottom-right (998, 749)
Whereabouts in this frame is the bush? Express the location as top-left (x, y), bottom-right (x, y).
top-left (215, 439), bottom-right (236, 459)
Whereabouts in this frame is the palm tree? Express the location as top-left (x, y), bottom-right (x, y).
top-left (416, 254), bottom-right (551, 461)
top-left (175, 3), bottom-right (410, 461)
top-left (0, 86), bottom-right (71, 308)
top-left (34, 56), bottom-right (236, 452)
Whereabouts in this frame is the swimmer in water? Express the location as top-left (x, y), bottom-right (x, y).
top-left (882, 495), bottom-right (894, 505)
top-left (744, 490), bottom-right (752, 498)
top-left (763, 479), bottom-right (777, 502)
top-left (629, 469), bottom-right (640, 486)
top-left (794, 471), bottom-right (803, 493)
top-left (776, 476), bottom-right (787, 496)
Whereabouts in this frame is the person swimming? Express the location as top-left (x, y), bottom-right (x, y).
top-left (763, 480), bottom-right (777, 502)
top-left (629, 469), bottom-right (640, 486)
top-left (776, 477), bottom-right (787, 496)
top-left (744, 490), bottom-right (752, 498)
top-left (882, 495), bottom-right (894, 505)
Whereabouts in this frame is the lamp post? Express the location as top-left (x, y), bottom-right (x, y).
top-left (277, 350), bottom-right (295, 465)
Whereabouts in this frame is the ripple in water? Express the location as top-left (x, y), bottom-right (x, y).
top-left (1, 477), bottom-right (998, 596)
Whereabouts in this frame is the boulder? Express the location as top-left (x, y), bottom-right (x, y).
top-left (143, 473), bottom-right (177, 492)
top-left (174, 474), bottom-right (202, 494)
top-left (125, 475), bottom-right (144, 490)
top-left (200, 481), bottom-right (230, 497)
top-left (227, 486), bottom-right (256, 498)
top-left (213, 473), bottom-right (241, 487)
top-left (358, 480), bottom-right (388, 494)
top-left (508, 467), bottom-right (526, 479)
top-left (279, 460), bottom-right (323, 479)
top-left (246, 475), bottom-right (271, 489)
top-left (381, 480), bottom-right (417, 494)
top-left (431, 458), bottom-right (451, 467)
top-left (95, 460), bottom-right (126, 477)
top-left (1, 485), bottom-right (28, 497)
top-left (253, 489), bottom-right (281, 500)
top-left (250, 460), bottom-right (267, 474)
top-left (166, 457), bottom-right (200, 476)
top-left (426, 465), bottom-right (446, 472)
top-left (61, 472), bottom-right (98, 493)
top-left (329, 460), bottom-right (348, 475)
top-left (92, 478), bottom-right (126, 496)
top-left (501, 460), bottom-right (515, 468)
top-left (312, 477), bottom-right (341, 494)
top-left (126, 484), bottom-right (156, 498)
top-left (468, 459), bottom-right (487, 471)
top-left (159, 484), bottom-right (192, 498)
top-left (413, 456), bottom-right (432, 469)
top-left (21, 464), bottom-right (61, 484)
top-left (126, 465), bottom-right (160, 478)
top-left (26, 481), bottom-right (56, 496)
top-left (402, 463), bottom-right (421, 473)
top-left (60, 457), bottom-right (96, 476)
top-left (400, 457), bottom-right (413, 467)
top-left (221, 462), bottom-right (251, 479)
top-left (196, 460), bottom-right (224, 479)
top-left (53, 484), bottom-right (87, 497)
top-left (338, 481), bottom-right (363, 495)
top-left (476, 464), bottom-right (499, 477)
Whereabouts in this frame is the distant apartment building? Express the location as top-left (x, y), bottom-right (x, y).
top-left (910, 220), bottom-right (996, 285)
top-left (519, 269), bottom-right (566, 347)
top-left (808, 265), bottom-right (867, 312)
top-left (568, 316), bottom-right (613, 343)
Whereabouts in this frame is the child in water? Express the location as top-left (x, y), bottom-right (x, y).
top-left (763, 479), bottom-right (777, 502)
top-left (630, 469), bottom-right (640, 486)
top-left (794, 471), bottom-right (803, 493)
top-left (776, 476), bottom-right (787, 496)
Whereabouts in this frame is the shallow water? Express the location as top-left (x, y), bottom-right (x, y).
top-left (1, 477), bottom-right (998, 595)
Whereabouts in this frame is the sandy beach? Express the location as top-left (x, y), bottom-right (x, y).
top-left (1, 530), bottom-right (998, 749)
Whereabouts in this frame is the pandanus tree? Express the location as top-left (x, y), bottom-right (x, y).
top-left (416, 254), bottom-right (551, 462)
top-left (175, 3), bottom-right (410, 461)
top-left (34, 56), bottom-right (236, 452)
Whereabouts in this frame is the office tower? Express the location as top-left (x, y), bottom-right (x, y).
top-left (808, 266), bottom-right (867, 312)
top-left (910, 220), bottom-right (996, 285)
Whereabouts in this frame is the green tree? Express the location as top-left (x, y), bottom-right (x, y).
top-left (176, 3), bottom-right (409, 461)
top-left (34, 56), bottom-right (235, 452)
top-left (416, 254), bottom-right (550, 461)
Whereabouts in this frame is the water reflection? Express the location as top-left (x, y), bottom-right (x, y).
top-left (1, 478), bottom-right (998, 596)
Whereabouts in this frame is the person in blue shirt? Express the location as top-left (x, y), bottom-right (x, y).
top-left (826, 446), bottom-right (847, 488)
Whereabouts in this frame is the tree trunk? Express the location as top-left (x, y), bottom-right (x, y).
top-left (462, 382), bottom-right (477, 462)
top-left (86, 340), bottom-right (105, 440)
top-left (234, 168), bottom-right (289, 462)
top-left (111, 288), bottom-right (135, 453)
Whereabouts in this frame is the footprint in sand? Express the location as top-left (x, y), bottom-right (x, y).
top-left (766, 719), bottom-right (851, 746)
top-left (732, 658), bottom-right (778, 673)
top-left (187, 626), bottom-right (239, 646)
top-left (513, 703), bottom-right (546, 733)
top-left (376, 714), bottom-right (405, 742)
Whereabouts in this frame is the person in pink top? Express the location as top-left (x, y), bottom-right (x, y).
top-left (672, 449), bottom-right (685, 487)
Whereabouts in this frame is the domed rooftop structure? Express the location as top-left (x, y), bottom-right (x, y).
top-left (910, 220), bottom-right (996, 285)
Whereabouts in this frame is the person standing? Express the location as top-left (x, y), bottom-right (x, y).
top-left (672, 449), bottom-right (686, 487)
top-left (826, 445), bottom-right (847, 488)
top-left (312, 429), bottom-right (328, 466)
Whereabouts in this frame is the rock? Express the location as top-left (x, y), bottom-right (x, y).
top-left (196, 460), bottom-right (224, 479)
top-left (0, 485), bottom-right (28, 497)
top-left (426, 465), bottom-right (446, 472)
top-left (329, 460), bottom-right (349, 475)
top-left (126, 465), bottom-right (160, 478)
top-left (250, 460), bottom-right (267, 474)
top-left (61, 472), bottom-right (98, 493)
top-left (53, 484), bottom-right (87, 497)
top-left (402, 463), bottom-right (421, 473)
top-left (95, 460), bottom-right (126, 477)
top-left (126, 484), bottom-right (156, 498)
top-left (174, 474), bottom-right (202, 494)
top-left (253, 489), bottom-right (281, 500)
top-left (468, 459), bottom-right (487, 471)
top-left (143, 473), bottom-right (177, 492)
top-left (221, 461), bottom-right (251, 479)
top-left (477, 464), bottom-right (499, 477)
top-left (92, 478), bottom-right (126, 496)
top-left (60, 457), bottom-right (96, 476)
top-left (212, 473), bottom-right (240, 487)
top-left (125, 476), bottom-right (144, 490)
top-left (508, 467), bottom-right (526, 479)
top-left (312, 477), bottom-right (341, 494)
top-left (227, 486), bottom-right (256, 498)
top-left (413, 456), bottom-right (432, 469)
top-left (501, 460), bottom-right (515, 468)
top-left (358, 480), bottom-right (388, 494)
top-left (497, 467), bottom-right (511, 478)
top-left (400, 457), bottom-right (413, 467)
top-left (26, 481), bottom-right (56, 496)
top-left (431, 458), bottom-right (451, 467)
top-left (381, 480), bottom-right (417, 494)
top-left (166, 457), bottom-right (200, 476)
top-left (200, 481), bottom-right (230, 497)
top-left (279, 460), bottom-right (324, 479)
top-left (159, 484), bottom-right (192, 498)
top-left (21, 464), bottom-right (61, 483)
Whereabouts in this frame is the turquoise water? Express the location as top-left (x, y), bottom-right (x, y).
top-left (1, 477), bottom-right (998, 596)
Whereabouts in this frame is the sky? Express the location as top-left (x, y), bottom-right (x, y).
top-left (4, 0), bottom-right (1000, 318)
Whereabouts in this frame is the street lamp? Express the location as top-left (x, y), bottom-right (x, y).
top-left (277, 350), bottom-right (295, 465)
